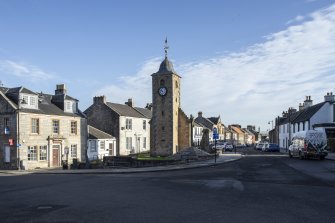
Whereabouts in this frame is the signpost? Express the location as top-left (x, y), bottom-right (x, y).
top-left (213, 127), bottom-right (219, 164)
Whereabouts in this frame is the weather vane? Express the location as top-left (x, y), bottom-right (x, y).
top-left (164, 37), bottom-right (169, 58)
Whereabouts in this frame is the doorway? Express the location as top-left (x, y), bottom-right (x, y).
top-left (52, 145), bottom-right (60, 167)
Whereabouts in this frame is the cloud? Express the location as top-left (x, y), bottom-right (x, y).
top-left (96, 4), bottom-right (335, 130)
top-left (286, 15), bottom-right (305, 25)
top-left (95, 57), bottom-right (161, 106)
top-left (0, 60), bottom-right (54, 81)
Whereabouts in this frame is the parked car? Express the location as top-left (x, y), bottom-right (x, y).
top-left (215, 143), bottom-right (226, 152)
top-left (211, 142), bottom-right (226, 152)
top-left (289, 130), bottom-right (328, 160)
top-left (262, 143), bottom-right (279, 152)
top-left (255, 143), bottom-right (264, 150)
top-left (224, 144), bottom-right (234, 152)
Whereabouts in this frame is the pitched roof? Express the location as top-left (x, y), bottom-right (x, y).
top-left (134, 107), bottom-right (152, 119)
top-left (88, 125), bottom-right (114, 139)
top-left (243, 128), bottom-right (255, 136)
top-left (281, 102), bottom-right (327, 124)
top-left (6, 87), bottom-right (37, 95)
top-left (106, 102), bottom-right (146, 118)
top-left (293, 102), bottom-right (326, 123)
top-left (195, 116), bottom-right (214, 129)
top-left (230, 126), bottom-right (244, 134)
top-left (19, 94), bottom-right (84, 117)
top-left (208, 116), bottom-right (220, 125)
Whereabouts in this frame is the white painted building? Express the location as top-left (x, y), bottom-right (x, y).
top-left (85, 97), bottom-right (151, 156)
top-left (279, 94), bottom-right (335, 149)
top-left (193, 121), bottom-right (204, 146)
top-left (87, 125), bottom-right (116, 160)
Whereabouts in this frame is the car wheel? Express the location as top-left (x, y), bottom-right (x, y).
top-left (289, 151), bottom-right (292, 158)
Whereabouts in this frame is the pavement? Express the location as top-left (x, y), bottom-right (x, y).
top-left (0, 153), bottom-right (242, 175)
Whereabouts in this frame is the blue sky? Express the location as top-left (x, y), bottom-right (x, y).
top-left (1, 0), bottom-right (335, 131)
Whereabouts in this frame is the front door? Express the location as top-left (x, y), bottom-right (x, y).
top-left (52, 145), bottom-right (60, 167)
top-left (137, 137), bottom-right (141, 153)
top-left (4, 145), bottom-right (10, 163)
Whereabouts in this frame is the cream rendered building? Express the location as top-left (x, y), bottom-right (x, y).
top-left (0, 84), bottom-right (87, 170)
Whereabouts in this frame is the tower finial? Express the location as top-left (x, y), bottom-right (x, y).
top-left (164, 37), bottom-right (169, 58)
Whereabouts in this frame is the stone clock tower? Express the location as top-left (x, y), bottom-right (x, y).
top-left (150, 40), bottom-right (183, 157)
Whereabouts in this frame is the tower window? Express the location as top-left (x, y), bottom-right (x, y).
top-left (175, 81), bottom-right (178, 88)
top-left (160, 79), bottom-right (165, 86)
top-left (162, 111), bottom-right (164, 116)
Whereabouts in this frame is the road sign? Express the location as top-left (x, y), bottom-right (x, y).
top-left (213, 127), bottom-right (219, 140)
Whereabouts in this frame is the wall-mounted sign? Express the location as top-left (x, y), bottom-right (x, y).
top-left (4, 127), bottom-right (10, 135)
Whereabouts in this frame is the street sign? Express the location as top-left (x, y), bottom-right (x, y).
top-left (17, 144), bottom-right (22, 147)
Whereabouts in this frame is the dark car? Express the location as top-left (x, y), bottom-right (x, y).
top-left (264, 143), bottom-right (279, 152)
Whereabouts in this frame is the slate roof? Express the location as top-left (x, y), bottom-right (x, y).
top-left (106, 102), bottom-right (146, 118)
top-left (194, 116), bottom-right (214, 130)
top-left (6, 87), bottom-right (37, 95)
top-left (88, 125), bottom-right (114, 139)
top-left (0, 87), bottom-right (9, 94)
top-left (19, 93), bottom-right (84, 117)
top-left (134, 107), bottom-right (152, 119)
top-left (208, 117), bottom-right (220, 125)
top-left (157, 57), bottom-right (175, 74)
top-left (293, 102), bottom-right (326, 123)
top-left (1, 85), bottom-right (84, 118)
top-left (243, 128), bottom-right (255, 136)
top-left (152, 56), bottom-right (181, 78)
top-left (281, 102), bottom-right (327, 124)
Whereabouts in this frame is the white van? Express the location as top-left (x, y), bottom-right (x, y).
top-left (289, 130), bottom-right (328, 160)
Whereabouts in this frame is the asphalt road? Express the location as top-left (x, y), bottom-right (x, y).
top-left (1, 147), bottom-right (334, 223)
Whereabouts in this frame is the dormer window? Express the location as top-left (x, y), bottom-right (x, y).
top-left (20, 94), bottom-right (38, 109)
top-left (30, 97), bottom-right (36, 106)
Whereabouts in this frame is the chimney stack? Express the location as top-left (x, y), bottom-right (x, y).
top-left (145, 103), bottom-right (152, 111)
top-left (324, 92), bottom-right (335, 102)
top-left (303, 96), bottom-right (313, 108)
top-left (93, 96), bottom-right (106, 104)
top-left (198, 111), bottom-right (203, 117)
top-left (299, 103), bottom-right (304, 111)
top-left (55, 84), bottom-right (67, 95)
top-left (125, 98), bottom-right (134, 107)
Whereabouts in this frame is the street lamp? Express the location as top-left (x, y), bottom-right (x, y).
top-left (17, 98), bottom-right (27, 170)
top-left (268, 120), bottom-right (274, 129)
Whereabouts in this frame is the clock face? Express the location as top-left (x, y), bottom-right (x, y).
top-left (158, 87), bottom-right (167, 96)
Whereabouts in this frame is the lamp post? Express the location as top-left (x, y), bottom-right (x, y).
top-left (288, 108), bottom-right (292, 152)
top-left (190, 115), bottom-right (194, 147)
top-left (17, 98), bottom-right (27, 170)
top-left (268, 120), bottom-right (273, 129)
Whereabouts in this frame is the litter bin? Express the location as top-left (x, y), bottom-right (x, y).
top-left (62, 160), bottom-right (68, 170)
